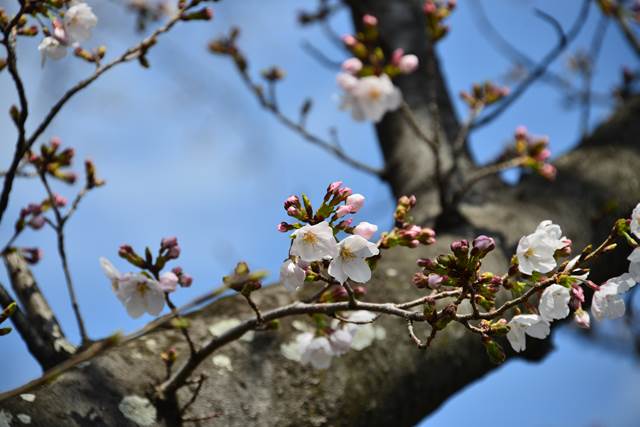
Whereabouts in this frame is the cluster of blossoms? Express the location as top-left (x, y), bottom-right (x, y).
top-left (277, 183), bottom-right (435, 367)
top-left (506, 209), bottom-right (640, 353)
top-left (423, 0), bottom-right (457, 43)
top-left (5, 138), bottom-right (103, 265)
top-left (512, 126), bottom-right (556, 180)
top-left (337, 14), bottom-right (419, 122)
top-left (37, 2), bottom-right (98, 63)
top-left (460, 81), bottom-right (510, 110)
top-left (100, 237), bottom-right (192, 318)
top-left (281, 311), bottom-right (384, 369)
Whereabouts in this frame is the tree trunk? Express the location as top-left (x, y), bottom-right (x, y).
top-left (1, 0), bottom-right (639, 425)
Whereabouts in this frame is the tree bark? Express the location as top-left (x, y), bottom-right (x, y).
top-left (1, 1), bottom-right (639, 425)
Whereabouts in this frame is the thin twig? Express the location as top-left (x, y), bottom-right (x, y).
top-left (38, 172), bottom-right (90, 345)
top-left (471, 0), bottom-right (591, 130)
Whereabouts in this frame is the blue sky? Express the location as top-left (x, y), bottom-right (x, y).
top-left (0, 0), bottom-right (638, 425)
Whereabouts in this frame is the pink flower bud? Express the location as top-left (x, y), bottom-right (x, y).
top-left (21, 247), bottom-right (43, 264)
top-left (515, 125), bottom-right (528, 139)
top-left (277, 222), bottom-right (288, 232)
top-left (50, 136), bottom-right (62, 149)
top-left (341, 57), bottom-right (363, 74)
top-left (471, 235), bottom-right (495, 256)
top-left (339, 187), bottom-right (353, 198)
top-left (28, 215), bottom-right (45, 230)
top-left (335, 205), bottom-right (353, 218)
top-left (540, 163), bottom-right (557, 181)
top-left (327, 181), bottom-right (343, 193)
top-left (161, 236), bottom-right (178, 250)
top-left (574, 309), bottom-right (590, 329)
top-left (391, 48), bottom-right (404, 66)
top-left (159, 272), bottom-right (179, 293)
top-left (362, 14), bottom-right (378, 26)
top-left (167, 244), bottom-right (181, 259)
top-left (172, 266), bottom-right (183, 275)
top-left (409, 239), bottom-right (420, 248)
top-left (342, 35), bottom-right (357, 47)
top-left (534, 148), bottom-right (551, 162)
top-left (398, 54), bottom-right (419, 74)
top-left (287, 206), bottom-right (299, 216)
top-left (53, 194), bottom-right (67, 207)
top-left (353, 221), bottom-right (378, 239)
top-left (180, 274), bottom-right (193, 287)
top-left (284, 195), bottom-right (300, 210)
top-left (427, 273), bottom-right (444, 289)
top-left (118, 244), bottom-right (134, 257)
top-left (345, 193), bottom-right (365, 212)
top-left (423, 1), bottom-right (437, 15)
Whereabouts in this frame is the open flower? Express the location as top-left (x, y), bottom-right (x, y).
top-left (516, 221), bottom-right (565, 275)
top-left (38, 37), bottom-right (67, 61)
top-left (279, 259), bottom-right (306, 292)
top-left (116, 274), bottom-right (165, 318)
top-left (298, 333), bottom-right (333, 369)
top-left (100, 257), bottom-right (124, 292)
top-left (64, 2), bottom-right (98, 43)
top-left (328, 235), bottom-right (379, 284)
top-left (506, 314), bottom-right (550, 352)
top-left (290, 221), bottom-right (338, 262)
top-left (539, 284), bottom-right (571, 322)
top-left (339, 74), bottom-right (402, 122)
top-left (591, 273), bottom-right (636, 321)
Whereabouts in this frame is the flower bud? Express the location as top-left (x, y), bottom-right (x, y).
top-left (471, 235), bottom-right (495, 257)
top-left (353, 221), bottom-right (378, 240)
top-left (159, 272), bottom-right (179, 293)
top-left (335, 205), bottom-right (353, 218)
top-left (161, 236), bottom-right (178, 250)
top-left (427, 273), bottom-right (444, 290)
top-left (28, 215), bottom-right (45, 230)
top-left (284, 195), bottom-right (300, 210)
top-left (482, 336), bottom-right (506, 365)
top-left (450, 239), bottom-right (469, 257)
top-left (398, 54), bottom-right (419, 74)
top-left (179, 274), bottom-right (193, 287)
top-left (341, 57), bottom-right (363, 74)
top-left (574, 308), bottom-right (590, 329)
top-left (21, 247), bottom-right (43, 264)
top-left (345, 193), bottom-right (365, 212)
top-left (167, 244), bottom-right (181, 260)
top-left (362, 14), bottom-right (378, 27)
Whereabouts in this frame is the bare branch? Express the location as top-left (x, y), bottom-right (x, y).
top-left (471, 0), bottom-right (591, 130)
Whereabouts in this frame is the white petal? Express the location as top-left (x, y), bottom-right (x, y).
top-left (343, 258), bottom-right (372, 283)
top-left (328, 257), bottom-right (348, 284)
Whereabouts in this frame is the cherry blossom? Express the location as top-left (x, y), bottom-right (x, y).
top-left (290, 221), bottom-right (338, 262)
top-left (299, 333), bottom-right (333, 369)
top-left (506, 314), bottom-right (550, 352)
top-left (591, 273), bottom-right (636, 321)
top-left (328, 235), bottom-right (380, 284)
top-left (339, 74), bottom-right (402, 122)
top-left (539, 284), bottom-right (571, 322)
top-left (279, 259), bottom-right (306, 292)
top-left (159, 272), bottom-right (179, 293)
top-left (64, 2), bottom-right (98, 44)
top-left (38, 37), bottom-right (67, 61)
top-left (116, 274), bottom-right (165, 318)
top-left (516, 220), bottom-right (565, 275)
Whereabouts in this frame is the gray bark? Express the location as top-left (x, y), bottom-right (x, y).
top-left (1, 0), bottom-right (639, 425)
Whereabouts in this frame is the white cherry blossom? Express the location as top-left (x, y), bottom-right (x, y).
top-left (299, 333), bottom-right (333, 369)
top-left (516, 220), bottom-right (565, 275)
top-left (539, 284), bottom-right (571, 322)
top-left (328, 328), bottom-right (353, 356)
top-left (290, 221), bottom-right (338, 262)
top-left (64, 2), bottom-right (98, 44)
top-left (506, 314), bottom-right (550, 352)
top-left (339, 73), bottom-right (402, 122)
top-left (279, 259), bottom-right (306, 292)
top-left (38, 37), bottom-right (67, 62)
top-left (591, 273), bottom-right (636, 321)
top-left (116, 274), bottom-right (165, 318)
top-left (328, 235), bottom-right (379, 284)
